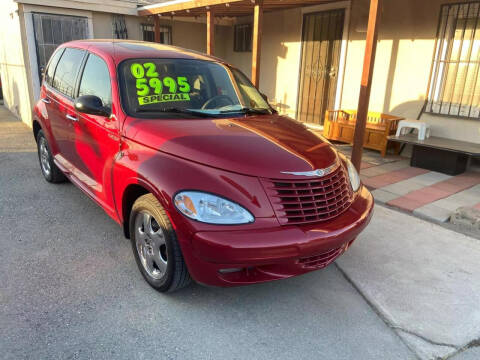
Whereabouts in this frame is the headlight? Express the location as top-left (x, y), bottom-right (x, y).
top-left (346, 159), bottom-right (361, 192)
top-left (174, 191), bottom-right (254, 224)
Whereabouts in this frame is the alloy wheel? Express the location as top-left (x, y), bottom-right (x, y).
top-left (134, 211), bottom-right (168, 280)
top-left (39, 137), bottom-right (51, 177)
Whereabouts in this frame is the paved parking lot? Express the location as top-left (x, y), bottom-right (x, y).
top-left (2, 109), bottom-right (479, 359)
top-left (0, 111), bottom-right (414, 359)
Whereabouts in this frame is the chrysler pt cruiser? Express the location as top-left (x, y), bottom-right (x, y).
top-left (33, 40), bottom-right (373, 292)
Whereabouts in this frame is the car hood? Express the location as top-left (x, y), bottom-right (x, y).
top-left (123, 114), bottom-right (339, 179)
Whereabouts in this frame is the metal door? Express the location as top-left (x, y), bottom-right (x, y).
top-left (32, 13), bottom-right (88, 80)
top-left (297, 9), bottom-right (345, 125)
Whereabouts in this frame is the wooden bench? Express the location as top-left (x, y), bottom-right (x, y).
top-left (388, 134), bottom-right (480, 175)
top-left (323, 110), bottom-right (404, 157)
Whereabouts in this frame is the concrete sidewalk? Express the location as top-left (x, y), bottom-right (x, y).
top-left (337, 205), bottom-right (480, 360)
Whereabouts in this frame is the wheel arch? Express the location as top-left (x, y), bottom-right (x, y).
top-left (121, 183), bottom-right (149, 238)
top-left (32, 119), bottom-right (42, 142)
top-left (120, 179), bottom-right (171, 239)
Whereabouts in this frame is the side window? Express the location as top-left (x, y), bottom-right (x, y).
top-left (44, 48), bottom-right (64, 86)
top-left (78, 54), bottom-right (112, 109)
top-left (51, 47), bottom-right (85, 98)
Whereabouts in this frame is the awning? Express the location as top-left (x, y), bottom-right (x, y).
top-left (138, 0), bottom-right (335, 17)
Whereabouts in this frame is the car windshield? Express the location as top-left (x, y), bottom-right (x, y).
top-left (119, 58), bottom-right (273, 118)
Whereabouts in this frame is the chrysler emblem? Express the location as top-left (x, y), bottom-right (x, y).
top-left (281, 160), bottom-right (339, 177)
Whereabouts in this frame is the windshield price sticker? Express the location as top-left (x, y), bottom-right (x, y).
top-left (130, 62), bottom-right (191, 105)
top-left (138, 93), bottom-right (190, 105)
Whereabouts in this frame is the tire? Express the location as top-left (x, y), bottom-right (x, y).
top-left (36, 130), bottom-right (66, 183)
top-left (129, 193), bottom-right (191, 292)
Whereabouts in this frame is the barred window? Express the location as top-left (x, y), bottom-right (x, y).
top-left (234, 24), bottom-right (252, 52)
top-left (426, 2), bottom-right (480, 119)
top-left (112, 14), bottom-right (128, 39)
top-left (32, 13), bottom-right (88, 81)
top-left (141, 24), bottom-right (172, 44)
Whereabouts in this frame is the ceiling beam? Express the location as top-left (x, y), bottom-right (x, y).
top-left (138, 0), bottom-right (333, 17)
top-left (138, 0), bottom-right (245, 16)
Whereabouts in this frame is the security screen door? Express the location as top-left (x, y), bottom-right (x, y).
top-left (32, 13), bottom-right (89, 80)
top-left (297, 9), bottom-right (345, 125)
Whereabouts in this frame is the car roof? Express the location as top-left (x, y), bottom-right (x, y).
top-left (59, 39), bottom-right (224, 65)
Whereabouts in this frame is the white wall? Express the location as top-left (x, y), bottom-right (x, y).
top-left (93, 14), bottom-right (208, 52)
top-left (341, 0), bottom-right (480, 143)
top-left (162, 18), bottom-right (208, 53)
top-left (92, 13), bottom-right (143, 40)
top-left (216, 3), bottom-right (348, 119)
top-left (3, 0), bottom-right (477, 142)
top-left (17, 0), bottom-right (140, 16)
top-left (217, 9), bottom-right (304, 118)
top-left (0, 1), bottom-right (34, 126)
top-left (213, 0), bottom-right (480, 143)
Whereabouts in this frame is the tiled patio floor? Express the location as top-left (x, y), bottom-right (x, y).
top-left (336, 144), bottom-right (480, 224)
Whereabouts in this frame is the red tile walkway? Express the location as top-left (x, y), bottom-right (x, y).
top-left (362, 167), bottom-right (430, 189)
top-left (386, 172), bottom-right (480, 212)
top-left (360, 161), bottom-right (376, 170)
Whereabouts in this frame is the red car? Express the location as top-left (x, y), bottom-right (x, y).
top-left (33, 40), bottom-right (373, 292)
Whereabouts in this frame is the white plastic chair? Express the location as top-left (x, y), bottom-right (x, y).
top-left (396, 119), bottom-right (431, 141)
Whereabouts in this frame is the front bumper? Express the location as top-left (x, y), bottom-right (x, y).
top-left (179, 186), bottom-right (374, 287)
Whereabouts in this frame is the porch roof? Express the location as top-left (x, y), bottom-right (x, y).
top-left (137, 0), bottom-right (336, 17)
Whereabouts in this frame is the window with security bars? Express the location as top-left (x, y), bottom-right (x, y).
top-left (234, 24), bottom-right (252, 52)
top-left (112, 14), bottom-right (128, 39)
top-left (426, 2), bottom-right (480, 119)
top-left (141, 24), bottom-right (172, 44)
top-left (32, 13), bottom-right (88, 81)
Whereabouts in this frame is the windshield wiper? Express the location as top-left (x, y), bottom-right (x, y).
top-left (219, 107), bottom-right (272, 115)
top-left (136, 107), bottom-right (215, 118)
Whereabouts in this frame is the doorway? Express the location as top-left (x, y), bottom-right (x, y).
top-left (297, 9), bottom-right (345, 125)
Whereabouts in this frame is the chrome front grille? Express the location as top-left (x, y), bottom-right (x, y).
top-left (262, 165), bottom-right (353, 225)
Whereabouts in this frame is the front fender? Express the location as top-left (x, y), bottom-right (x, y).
top-left (113, 138), bottom-right (282, 284)
top-left (113, 138), bottom-right (277, 236)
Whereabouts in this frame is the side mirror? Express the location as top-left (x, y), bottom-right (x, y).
top-left (74, 95), bottom-right (110, 117)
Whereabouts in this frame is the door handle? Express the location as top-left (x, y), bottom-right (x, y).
top-left (41, 98), bottom-right (51, 104)
top-left (66, 114), bottom-right (78, 122)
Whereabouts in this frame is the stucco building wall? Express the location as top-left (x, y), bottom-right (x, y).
top-left (217, 9), bottom-right (304, 118)
top-left (92, 12), bottom-right (144, 40)
top-left (1, 0), bottom-right (479, 143)
top-left (0, 1), bottom-right (34, 127)
top-left (342, 0), bottom-right (480, 143)
top-left (214, 0), bottom-right (480, 143)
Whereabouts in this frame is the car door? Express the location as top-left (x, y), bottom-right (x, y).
top-left (40, 47), bottom-right (64, 154)
top-left (71, 52), bottom-right (119, 214)
top-left (47, 47), bottom-right (86, 170)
